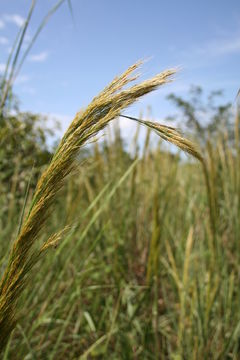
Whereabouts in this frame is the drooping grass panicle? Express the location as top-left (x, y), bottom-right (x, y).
top-left (120, 114), bottom-right (203, 162)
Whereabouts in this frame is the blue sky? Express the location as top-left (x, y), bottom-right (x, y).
top-left (0, 0), bottom-right (240, 138)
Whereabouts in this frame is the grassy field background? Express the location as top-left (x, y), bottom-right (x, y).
top-left (1, 108), bottom-right (240, 358)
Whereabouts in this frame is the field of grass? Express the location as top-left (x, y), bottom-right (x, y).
top-left (0, 1), bottom-right (239, 358)
top-left (0, 85), bottom-right (240, 358)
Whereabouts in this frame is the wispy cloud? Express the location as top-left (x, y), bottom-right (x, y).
top-left (176, 31), bottom-right (240, 70)
top-left (28, 51), bottom-right (49, 63)
top-left (21, 86), bottom-right (36, 95)
top-left (0, 73), bottom-right (30, 86)
top-left (3, 14), bottom-right (25, 27)
top-left (46, 113), bottom-right (73, 134)
top-left (0, 20), bottom-right (5, 29)
top-left (0, 63), bottom-right (6, 73)
top-left (15, 75), bottom-right (30, 85)
top-left (0, 36), bottom-right (9, 45)
top-left (195, 36), bottom-right (240, 57)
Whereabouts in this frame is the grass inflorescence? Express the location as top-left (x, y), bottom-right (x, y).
top-left (0, 62), bottom-right (203, 352)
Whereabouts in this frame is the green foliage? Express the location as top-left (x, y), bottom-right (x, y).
top-left (167, 85), bottom-right (233, 143)
top-left (0, 109), bottom-right (53, 223)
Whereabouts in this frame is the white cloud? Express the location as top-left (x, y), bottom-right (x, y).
top-left (196, 36), bottom-right (240, 57)
top-left (0, 36), bottom-right (8, 45)
top-left (23, 33), bottom-right (31, 46)
top-left (28, 51), bottom-right (49, 63)
top-left (6, 46), bottom-right (12, 54)
top-left (4, 14), bottom-right (25, 27)
top-left (0, 20), bottom-right (5, 29)
top-left (15, 74), bottom-right (30, 85)
top-left (179, 31), bottom-right (240, 70)
top-left (0, 63), bottom-right (6, 73)
top-left (215, 38), bottom-right (240, 55)
top-left (172, 30), bottom-right (240, 72)
top-left (46, 113), bottom-right (73, 134)
top-left (21, 86), bottom-right (36, 95)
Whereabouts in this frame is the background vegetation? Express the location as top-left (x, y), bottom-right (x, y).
top-left (0, 80), bottom-right (240, 358)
